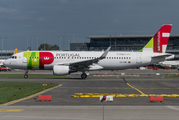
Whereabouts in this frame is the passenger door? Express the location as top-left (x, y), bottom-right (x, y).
top-left (136, 53), bottom-right (142, 63)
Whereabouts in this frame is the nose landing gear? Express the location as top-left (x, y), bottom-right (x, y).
top-left (81, 73), bottom-right (87, 79)
top-left (24, 70), bottom-right (28, 78)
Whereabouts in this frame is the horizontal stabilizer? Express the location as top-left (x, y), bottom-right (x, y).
top-left (152, 53), bottom-right (173, 59)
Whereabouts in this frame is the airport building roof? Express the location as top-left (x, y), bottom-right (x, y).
top-left (86, 34), bottom-right (179, 39)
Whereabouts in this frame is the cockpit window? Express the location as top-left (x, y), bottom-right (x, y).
top-left (10, 56), bottom-right (17, 59)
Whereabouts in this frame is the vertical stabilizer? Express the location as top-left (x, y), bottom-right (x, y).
top-left (14, 48), bottom-right (18, 54)
top-left (138, 24), bottom-right (172, 53)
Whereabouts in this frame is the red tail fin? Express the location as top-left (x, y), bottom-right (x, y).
top-left (153, 24), bottom-right (172, 53)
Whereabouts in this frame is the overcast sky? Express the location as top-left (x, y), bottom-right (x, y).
top-left (1, 0), bottom-right (179, 50)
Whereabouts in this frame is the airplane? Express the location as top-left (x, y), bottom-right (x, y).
top-left (0, 48), bottom-right (18, 66)
top-left (14, 48), bottom-right (18, 54)
top-left (3, 24), bottom-right (173, 79)
top-left (159, 60), bottom-right (179, 69)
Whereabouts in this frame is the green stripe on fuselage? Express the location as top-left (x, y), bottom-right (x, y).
top-left (23, 52), bottom-right (39, 69)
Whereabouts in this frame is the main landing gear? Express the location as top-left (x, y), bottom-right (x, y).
top-left (81, 73), bottom-right (87, 79)
top-left (24, 70), bottom-right (28, 78)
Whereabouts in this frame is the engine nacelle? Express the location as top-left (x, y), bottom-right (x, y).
top-left (53, 65), bottom-right (70, 75)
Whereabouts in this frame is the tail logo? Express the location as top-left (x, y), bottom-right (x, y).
top-left (157, 31), bottom-right (160, 52)
top-left (24, 52), bottom-right (54, 69)
top-left (138, 24), bottom-right (172, 53)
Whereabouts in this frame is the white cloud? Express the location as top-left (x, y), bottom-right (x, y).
top-left (0, 7), bottom-right (17, 13)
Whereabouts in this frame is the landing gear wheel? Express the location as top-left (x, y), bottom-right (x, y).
top-left (24, 74), bottom-right (28, 78)
top-left (81, 73), bottom-right (87, 79)
top-left (24, 69), bottom-right (28, 79)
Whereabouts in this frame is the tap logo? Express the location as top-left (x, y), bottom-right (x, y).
top-left (24, 52), bottom-right (54, 69)
top-left (39, 52), bottom-right (54, 69)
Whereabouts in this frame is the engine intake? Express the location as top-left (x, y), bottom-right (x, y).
top-left (53, 65), bottom-right (70, 75)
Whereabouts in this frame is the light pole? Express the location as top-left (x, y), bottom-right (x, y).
top-left (59, 36), bottom-right (61, 50)
top-left (5, 37), bottom-right (7, 57)
top-left (44, 39), bottom-right (46, 50)
top-left (68, 40), bottom-right (70, 50)
top-left (115, 35), bottom-right (116, 51)
top-left (1, 37), bottom-right (3, 50)
top-left (36, 37), bottom-right (38, 50)
top-left (73, 34), bottom-right (74, 43)
top-left (1, 37), bottom-right (3, 59)
top-left (32, 38), bottom-right (33, 50)
top-left (27, 37), bottom-right (28, 50)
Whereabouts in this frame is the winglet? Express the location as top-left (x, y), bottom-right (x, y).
top-left (14, 48), bottom-right (18, 54)
top-left (100, 46), bottom-right (111, 59)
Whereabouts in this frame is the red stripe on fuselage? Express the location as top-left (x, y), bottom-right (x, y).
top-left (39, 52), bottom-right (54, 69)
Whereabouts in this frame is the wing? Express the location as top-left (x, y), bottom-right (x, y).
top-left (58, 46), bottom-right (111, 71)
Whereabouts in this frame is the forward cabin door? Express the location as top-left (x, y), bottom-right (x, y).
top-left (22, 54), bottom-right (27, 63)
top-left (136, 53), bottom-right (142, 63)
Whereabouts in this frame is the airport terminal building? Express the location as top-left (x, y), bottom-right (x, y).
top-left (0, 50), bottom-right (23, 59)
top-left (70, 34), bottom-right (179, 55)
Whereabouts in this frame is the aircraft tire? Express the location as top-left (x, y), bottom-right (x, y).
top-left (24, 75), bottom-right (28, 78)
top-left (81, 73), bottom-right (87, 79)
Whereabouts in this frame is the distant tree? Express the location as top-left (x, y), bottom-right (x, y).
top-left (38, 44), bottom-right (60, 50)
top-left (50, 44), bottom-right (59, 50)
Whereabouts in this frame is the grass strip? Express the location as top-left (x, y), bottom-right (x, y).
top-left (0, 74), bottom-right (70, 79)
top-left (164, 75), bottom-right (179, 78)
top-left (0, 82), bottom-right (58, 104)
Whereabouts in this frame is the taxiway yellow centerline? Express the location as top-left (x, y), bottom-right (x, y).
top-left (126, 83), bottom-right (145, 94)
top-left (119, 77), bottom-right (145, 95)
top-left (0, 109), bottom-right (24, 112)
top-left (0, 84), bottom-right (62, 106)
top-left (93, 75), bottom-right (140, 77)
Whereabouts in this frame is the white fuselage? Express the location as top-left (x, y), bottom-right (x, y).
top-left (4, 51), bottom-right (166, 70)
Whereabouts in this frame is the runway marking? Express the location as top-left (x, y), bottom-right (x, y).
top-left (0, 109), bottom-right (24, 112)
top-left (93, 75), bottom-right (140, 77)
top-left (60, 87), bottom-right (179, 90)
top-left (0, 84), bottom-right (62, 106)
top-left (71, 93), bottom-right (179, 98)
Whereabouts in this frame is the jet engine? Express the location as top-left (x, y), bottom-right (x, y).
top-left (53, 65), bottom-right (70, 75)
